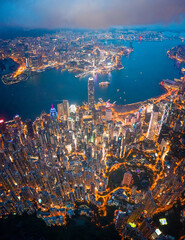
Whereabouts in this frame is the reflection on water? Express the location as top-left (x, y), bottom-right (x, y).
top-left (0, 40), bottom-right (182, 120)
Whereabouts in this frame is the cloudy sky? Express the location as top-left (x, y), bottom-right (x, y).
top-left (0, 0), bottom-right (185, 29)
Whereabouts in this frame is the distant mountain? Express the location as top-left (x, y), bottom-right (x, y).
top-left (0, 58), bottom-right (19, 76)
top-left (168, 44), bottom-right (185, 62)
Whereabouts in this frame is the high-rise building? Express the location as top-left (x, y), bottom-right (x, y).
top-left (122, 172), bottom-right (132, 186)
top-left (50, 105), bottom-right (58, 120)
top-left (57, 103), bottom-right (64, 118)
top-left (25, 51), bottom-right (30, 68)
top-left (88, 77), bottom-right (94, 113)
top-left (106, 109), bottom-right (112, 121)
top-left (139, 218), bottom-right (155, 239)
top-left (25, 119), bottom-right (34, 139)
top-left (147, 108), bottom-right (159, 140)
top-left (25, 58), bottom-right (29, 68)
top-left (63, 100), bottom-right (69, 120)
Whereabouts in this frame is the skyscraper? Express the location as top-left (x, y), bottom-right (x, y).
top-left (57, 103), bottom-right (63, 118)
top-left (25, 119), bottom-right (34, 139)
top-left (106, 109), bottom-right (112, 121)
top-left (122, 172), bottom-right (132, 186)
top-left (50, 105), bottom-right (58, 121)
top-left (57, 100), bottom-right (69, 120)
top-left (88, 77), bottom-right (94, 113)
top-left (62, 100), bottom-right (69, 120)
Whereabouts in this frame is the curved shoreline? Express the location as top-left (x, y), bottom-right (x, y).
top-left (0, 42), bottom-right (181, 120)
top-left (167, 45), bottom-right (185, 63)
top-left (113, 84), bottom-right (171, 114)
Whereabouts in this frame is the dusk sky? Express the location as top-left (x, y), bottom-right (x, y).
top-left (0, 0), bottom-right (185, 29)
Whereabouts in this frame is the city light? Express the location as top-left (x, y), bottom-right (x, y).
top-left (0, 26), bottom-right (184, 240)
top-left (159, 218), bottom-right (168, 225)
top-left (128, 222), bottom-right (137, 228)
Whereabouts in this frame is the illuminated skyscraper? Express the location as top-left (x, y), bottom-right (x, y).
top-left (57, 100), bottom-right (69, 120)
top-left (106, 109), bottom-right (112, 121)
top-left (25, 51), bottom-right (30, 69)
top-left (88, 77), bottom-right (94, 113)
top-left (50, 105), bottom-right (58, 121)
top-left (26, 58), bottom-right (29, 68)
top-left (57, 103), bottom-right (63, 118)
top-left (25, 119), bottom-right (34, 139)
top-left (63, 100), bottom-right (69, 120)
top-left (122, 172), bottom-right (132, 186)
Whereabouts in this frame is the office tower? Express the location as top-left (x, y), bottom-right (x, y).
top-left (147, 108), bottom-right (159, 140)
top-left (26, 58), bottom-right (29, 68)
top-left (139, 218), bottom-right (155, 239)
top-left (57, 103), bottom-right (63, 118)
top-left (88, 77), bottom-right (94, 113)
top-left (68, 117), bottom-right (74, 130)
top-left (106, 109), bottom-right (112, 121)
top-left (63, 100), bottom-right (69, 120)
top-left (25, 51), bottom-right (30, 68)
top-left (25, 119), bottom-right (34, 139)
top-left (115, 210), bottom-right (129, 229)
top-left (143, 191), bottom-right (157, 216)
top-left (127, 204), bottom-right (144, 223)
top-left (50, 105), bottom-right (58, 120)
top-left (122, 172), bottom-right (132, 186)
top-left (69, 104), bottom-right (76, 120)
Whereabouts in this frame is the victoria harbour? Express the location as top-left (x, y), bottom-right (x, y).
top-left (0, 40), bottom-right (182, 120)
top-left (1, 1), bottom-right (185, 239)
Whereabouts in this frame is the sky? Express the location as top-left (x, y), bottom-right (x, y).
top-left (0, 0), bottom-right (185, 29)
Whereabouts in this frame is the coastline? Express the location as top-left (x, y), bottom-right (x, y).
top-left (0, 40), bottom-right (182, 121)
top-left (167, 45), bottom-right (185, 63)
top-left (113, 83), bottom-right (171, 114)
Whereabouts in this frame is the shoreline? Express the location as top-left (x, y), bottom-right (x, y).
top-left (0, 42), bottom-right (182, 120)
top-left (167, 45), bottom-right (185, 63)
top-left (113, 84), bottom-right (170, 114)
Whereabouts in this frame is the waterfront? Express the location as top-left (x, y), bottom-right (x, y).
top-left (0, 40), bottom-right (183, 120)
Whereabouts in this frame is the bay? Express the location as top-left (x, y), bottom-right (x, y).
top-left (0, 40), bottom-right (183, 120)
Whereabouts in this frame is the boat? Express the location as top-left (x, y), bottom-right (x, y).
top-left (99, 81), bottom-right (110, 87)
top-left (36, 69), bottom-right (45, 73)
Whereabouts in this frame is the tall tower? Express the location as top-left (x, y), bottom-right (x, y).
top-left (62, 100), bottom-right (69, 120)
top-left (25, 51), bottom-right (30, 69)
top-left (50, 105), bottom-right (58, 120)
top-left (106, 109), bottom-right (112, 121)
top-left (25, 58), bottom-right (29, 68)
top-left (57, 100), bottom-right (69, 120)
top-left (122, 172), bottom-right (132, 186)
top-left (88, 77), bottom-right (94, 113)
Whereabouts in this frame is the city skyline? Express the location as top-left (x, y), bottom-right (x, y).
top-left (0, 1), bottom-right (185, 240)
